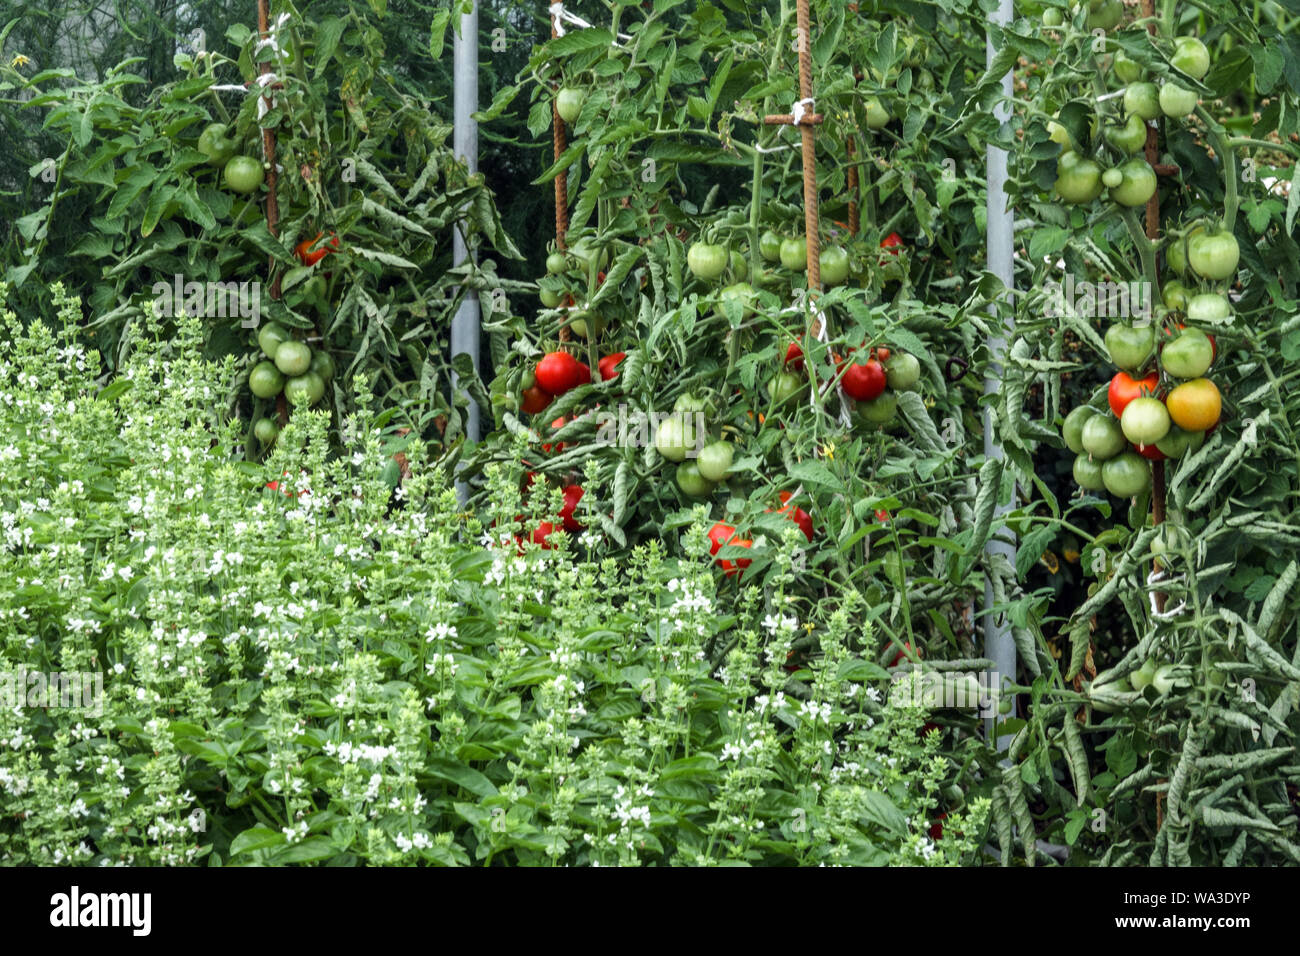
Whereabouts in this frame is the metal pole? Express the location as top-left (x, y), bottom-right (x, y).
top-left (984, 0), bottom-right (1017, 748)
top-left (451, 2), bottom-right (481, 504)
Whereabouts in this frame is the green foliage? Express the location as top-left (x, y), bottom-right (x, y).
top-left (0, 282), bottom-right (991, 866)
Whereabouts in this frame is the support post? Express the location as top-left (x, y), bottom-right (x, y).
top-left (451, 4), bottom-right (481, 504)
top-left (984, 0), bottom-right (1017, 747)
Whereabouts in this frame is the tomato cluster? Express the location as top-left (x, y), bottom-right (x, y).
top-left (248, 321), bottom-right (335, 445)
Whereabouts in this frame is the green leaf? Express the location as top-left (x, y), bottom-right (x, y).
top-left (425, 757), bottom-right (498, 798)
top-left (229, 825), bottom-right (284, 856)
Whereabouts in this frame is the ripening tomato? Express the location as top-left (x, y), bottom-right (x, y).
top-left (541, 415), bottom-right (568, 454)
top-left (708, 521), bottom-right (753, 577)
top-left (521, 384), bottom-right (552, 415)
top-left (1120, 396), bottom-right (1171, 447)
top-left (559, 484), bottom-right (584, 533)
top-left (784, 341), bottom-right (805, 371)
top-left (295, 231), bottom-right (340, 267)
top-left (1108, 370), bottom-right (1160, 418)
top-left (598, 352), bottom-right (626, 382)
top-left (771, 490), bottom-right (814, 541)
top-left (1165, 378), bottom-right (1221, 431)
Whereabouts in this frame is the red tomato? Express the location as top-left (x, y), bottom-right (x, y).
top-left (598, 352), bottom-right (626, 382)
top-left (929, 812), bottom-right (947, 841)
top-left (541, 415), bottom-right (567, 453)
top-left (535, 351), bottom-right (585, 396)
top-left (880, 232), bottom-right (903, 254)
top-left (559, 484), bottom-right (584, 533)
top-left (874, 346), bottom-right (891, 363)
top-left (875, 508), bottom-right (891, 524)
top-left (886, 642), bottom-right (916, 667)
top-left (770, 490), bottom-right (814, 541)
top-left (1132, 441), bottom-right (1166, 461)
top-left (841, 356), bottom-right (887, 401)
top-left (265, 471), bottom-right (308, 497)
top-left (707, 521), bottom-right (753, 577)
top-left (784, 341), bottom-right (805, 371)
top-left (294, 231), bottom-right (339, 267)
top-left (530, 521), bottom-right (558, 549)
top-left (1108, 371), bottom-right (1160, 418)
top-left (521, 384), bottom-right (552, 415)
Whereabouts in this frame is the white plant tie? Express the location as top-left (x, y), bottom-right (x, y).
top-left (550, 3), bottom-right (631, 42)
top-left (1147, 567), bottom-right (1187, 619)
top-left (754, 142), bottom-right (797, 154)
top-left (791, 97), bottom-right (815, 126)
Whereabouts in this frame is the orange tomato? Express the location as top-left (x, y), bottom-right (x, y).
top-left (1165, 378), bottom-right (1221, 432)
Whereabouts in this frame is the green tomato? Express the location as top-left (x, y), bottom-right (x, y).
top-left (274, 340), bottom-right (313, 377)
top-left (759, 230), bottom-right (783, 262)
top-left (675, 461), bottom-right (715, 498)
top-left (1188, 229), bottom-right (1239, 281)
top-left (655, 415), bottom-right (697, 462)
top-left (1073, 453), bottom-right (1107, 492)
top-left (1113, 49), bottom-right (1143, 83)
top-left (864, 96), bottom-right (891, 129)
top-left (1063, 405), bottom-right (1098, 454)
top-left (1120, 396), bottom-right (1171, 446)
top-left (884, 352), bottom-right (921, 391)
top-left (1086, 0), bottom-right (1123, 30)
top-left (1166, 228), bottom-right (1198, 275)
top-left (715, 282), bottom-right (756, 322)
top-left (1110, 157), bottom-right (1157, 207)
top-left (539, 286), bottom-right (563, 308)
top-left (284, 371), bottom-right (326, 407)
top-left (1155, 424), bottom-right (1204, 458)
top-left (249, 361), bottom-right (285, 399)
top-left (768, 370), bottom-right (804, 406)
top-left (1106, 113), bottom-right (1148, 155)
top-left (1081, 414), bottom-right (1126, 460)
top-left (1105, 322), bottom-right (1155, 372)
top-left (197, 122), bottom-right (236, 166)
top-left (568, 311), bottom-right (605, 339)
top-left (1170, 36), bottom-right (1210, 81)
top-left (569, 239), bottom-right (609, 274)
top-left (819, 246), bottom-right (850, 286)
top-left (1124, 82), bottom-right (1162, 121)
top-left (1186, 292), bottom-right (1231, 322)
top-left (674, 393), bottom-right (708, 414)
top-left (780, 236), bottom-right (808, 271)
top-left (1162, 328), bottom-right (1215, 379)
top-left (309, 350), bottom-right (336, 384)
top-left (729, 249), bottom-right (748, 280)
top-left (253, 416), bottom-right (280, 446)
top-left (857, 390), bottom-right (898, 425)
top-left (546, 252), bottom-right (568, 275)
top-left (257, 321), bottom-right (291, 360)
top-left (556, 87), bottom-right (585, 124)
top-left (1055, 152), bottom-right (1104, 204)
top-left (1130, 658), bottom-right (1159, 690)
top-left (1102, 450), bottom-right (1151, 497)
top-left (223, 155), bottom-right (265, 194)
top-left (697, 440), bottom-right (734, 482)
top-left (1102, 168), bottom-right (1123, 189)
top-left (687, 242), bottom-right (729, 281)
top-left (1150, 523), bottom-right (1190, 556)
top-left (1161, 280), bottom-right (1190, 311)
top-left (1159, 82), bottom-right (1199, 118)
top-left (1043, 7), bottom-right (1064, 26)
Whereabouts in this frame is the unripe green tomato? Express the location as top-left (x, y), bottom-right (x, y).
top-left (674, 392), bottom-right (708, 414)
top-left (1106, 113), bottom-right (1149, 154)
top-left (253, 416), bottom-right (280, 446)
top-left (1110, 157), bottom-right (1157, 207)
top-left (864, 96), bottom-right (891, 129)
top-left (249, 361), bottom-right (285, 399)
top-left (1124, 82), bottom-right (1162, 121)
top-left (1162, 280), bottom-right (1190, 311)
top-left (1063, 405), bottom-right (1098, 454)
top-left (1170, 36), bottom-right (1210, 81)
top-left (1043, 7), bottom-right (1063, 26)
top-left (1152, 663), bottom-right (1178, 695)
top-left (697, 440), bottom-right (734, 482)
top-left (274, 340), bottom-right (313, 377)
top-left (556, 87), bottom-right (585, 124)
top-left (1159, 82), bottom-right (1199, 118)
top-left (309, 350), bottom-right (336, 384)
top-left (730, 249), bottom-right (748, 280)
top-left (1073, 453), bottom-right (1107, 492)
top-left (655, 415), bottom-right (696, 462)
top-left (1102, 450), bottom-right (1151, 497)
top-left (675, 461), bottom-right (715, 498)
top-left (284, 371), bottom-right (326, 407)
top-left (1102, 168), bottom-right (1124, 189)
top-left (759, 230), bottom-right (783, 262)
top-left (1081, 414), bottom-right (1126, 459)
top-left (884, 352), bottom-right (921, 391)
top-left (1113, 49), bottom-right (1143, 83)
top-left (1129, 658), bottom-right (1159, 690)
top-left (857, 390), bottom-right (898, 425)
top-left (258, 321), bottom-right (291, 360)
top-left (539, 286), bottom-right (563, 308)
top-left (546, 252), bottom-right (568, 275)
top-left (780, 236), bottom-right (808, 271)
